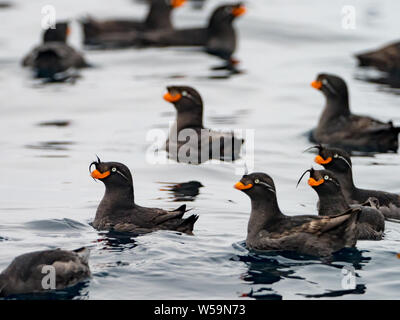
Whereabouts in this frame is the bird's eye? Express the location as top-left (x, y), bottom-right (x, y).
top-left (254, 179), bottom-right (260, 184)
top-left (324, 175), bottom-right (329, 180)
top-left (334, 154), bottom-right (338, 158)
top-left (111, 167), bottom-right (117, 172)
top-left (322, 79), bottom-right (328, 85)
top-left (182, 91), bottom-right (187, 96)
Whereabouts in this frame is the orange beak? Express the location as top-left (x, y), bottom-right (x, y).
top-left (171, 0), bottom-right (186, 8)
top-left (232, 5), bottom-right (247, 17)
top-left (91, 169), bottom-right (110, 180)
top-left (234, 181), bottom-right (253, 190)
top-left (164, 92), bottom-right (182, 103)
top-left (66, 27), bottom-right (71, 36)
top-left (311, 80), bottom-right (322, 90)
top-left (315, 155), bottom-right (332, 165)
top-left (397, 253), bottom-right (400, 259)
top-left (308, 177), bottom-right (324, 187)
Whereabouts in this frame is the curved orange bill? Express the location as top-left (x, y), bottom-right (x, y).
top-left (234, 182), bottom-right (253, 190)
top-left (311, 80), bottom-right (322, 90)
top-left (315, 155), bottom-right (332, 165)
top-left (91, 169), bottom-right (110, 180)
top-left (397, 253), bottom-right (400, 259)
top-left (308, 177), bottom-right (324, 187)
top-left (232, 6), bottom-right (246, 17)
top-left (171, 0), bottom-right (186, 8)
top-left (66, 27), bottom-right (71, 36)
top-left (164, 92), bottom-right (182, 103)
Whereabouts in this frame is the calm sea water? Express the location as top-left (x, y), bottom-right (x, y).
top-left (1, 0), bottom-right (400, 300)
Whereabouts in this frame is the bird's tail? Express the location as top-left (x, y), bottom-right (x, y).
top-left (177, 214), bottom-right (199, 235)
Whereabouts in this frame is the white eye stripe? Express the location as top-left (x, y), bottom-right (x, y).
top-left (323, 175), bottom-right (340, 187)
top-left (110, 167), bottom-right (130, 182)
top-left (116, 170), bottom-right (130, 181)
top-left (338, 155), bottom-right (352, 168)
top-left (321, 78), bottom-right (338, 95)
top-left (179, 90), bottom-right (202, 105)
top-left (253, 179), bottom-right (276, 193)
top-left (332, 154), bottom-right (352, 168)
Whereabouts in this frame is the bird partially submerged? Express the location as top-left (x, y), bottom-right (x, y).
top-left (297, 167), bottom-right (385, 240)
top-left (0, 247), bottom-right (90, 297)
top-left (235, 172), bottom-right (361, 258)
top-left (90, 157), bottom-right (198, 235)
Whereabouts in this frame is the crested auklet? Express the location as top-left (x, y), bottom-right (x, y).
top-left (312, 145), bottom-right (400, 220)
top-left (81, 0), bottom-right (186, 47)
top-left (109, 3), bottom-right (246, 61)
top-left (0, 248), bottom-right (90, 297)
top-left (297, 168), bottom-right (385, 240)
top-left (356, 41), bottom-right (400, 75)
top-left (141, 3), bottom-right (245, 61)
top-left (235, 172), bottom-right (361, 257)
top-left (22, 22), bottom-right (89, 80)
top-left (310, 73), bottom-right (400, 153)
top-left (163, 85), bottom-right (244, 164)
top-left (90, 158), bottom-right (198, 234)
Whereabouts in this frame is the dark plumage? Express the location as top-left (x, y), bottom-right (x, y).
top-left (0, 248), bottom-right (90, 297)
top-left (235, 172), bottom-right (361, 257)
top-left (90, 159), bottom-right (198, 234)
top-left (299, 168), bottom-right (385, 240)
top-left (109, 3), bottom-right (245, 61)
top-left (160, 181), bottom-right (203, 201)
top-left (22, 22), bottom-right (89, 80)
top-left (356, 41), bottom-right (400, 75)
top-left (310, 73), bottom-right (399, 153)
top-left (163, 85), bottom-right (244, 164)
top-left (141, 3), bottom-right (245, 61)
top-left (81, 0), bottom-right (186, 47)
top-left (312, 145), bottom-right (400, 220)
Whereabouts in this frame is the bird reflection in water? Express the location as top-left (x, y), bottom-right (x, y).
top-left (159, 181), bottom-right (204, 202)
top-left (234, 244), bottom-right (370, 300)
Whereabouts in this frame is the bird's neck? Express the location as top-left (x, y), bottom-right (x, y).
top-left (145, 5), bottom-right (172, 29)
top-left (97, 185), bottom-right (135, 219)
top-left (207, 21), bottom-right (235, 39)
top-left (317, 190), bottom-right (350, 216)
top-left (333, 170), bottom-right (357, 200)
top-left (247, 196), bottom-right (283, 238)
top-left (175, 109), bottom-right (204, 132)
top-left (319, 95), bottom-right (350, 126)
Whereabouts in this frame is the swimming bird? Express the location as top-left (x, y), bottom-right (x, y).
top-left (128, 3), bottom-right (246, 62)
top-left (22, 22), bottom-right (89, 80)
top-left (311, 145), bottom-right (400, 220)
top-left (81, 0), bottom-right (186, 47)
top-left (355, 41), bottom-right (400, 75)
top-left (163, 85), bottom-right (244, 164)
top-left (0, 248), bottom-right (90, 297)
top-left (310, 73), bottom-right (399, 153)
top-left (234, 172), bottom-right (361, 257)
top-left (297, 168), bottom-right (385, 240)
top-left (90, 158), bottom-right (198, 234)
